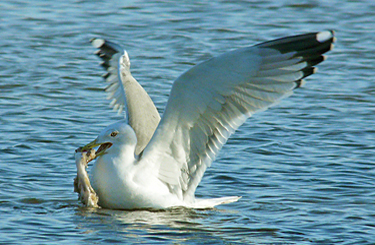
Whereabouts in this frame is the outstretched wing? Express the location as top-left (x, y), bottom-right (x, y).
top-left (91, 39), bottom-right (161, 155)
top-left (140, 31), bottom-right (335, 202)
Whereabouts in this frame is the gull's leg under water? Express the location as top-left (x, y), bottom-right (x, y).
top-left (74, 148), bottom-right (99, 208)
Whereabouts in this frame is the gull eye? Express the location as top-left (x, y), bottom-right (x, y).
top-left (110, 131), bottom-right (118, 137)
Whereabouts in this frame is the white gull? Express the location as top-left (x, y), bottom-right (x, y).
top-left (81, 31), bottom-right (336, 210)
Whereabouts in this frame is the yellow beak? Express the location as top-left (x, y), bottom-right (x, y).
top-left (80, 139), bottom-right (112, 157)
top-left (81, 139), bottom-right (101, 152)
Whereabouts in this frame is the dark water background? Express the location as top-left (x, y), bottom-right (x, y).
top-left (1, 0), bottom-right (374, 244)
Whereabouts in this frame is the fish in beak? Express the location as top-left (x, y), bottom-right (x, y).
top-left (80, 139), bottom-right (113, 160)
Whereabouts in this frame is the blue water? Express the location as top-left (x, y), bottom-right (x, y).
top-left (1, 0), bottom-right (374, 244)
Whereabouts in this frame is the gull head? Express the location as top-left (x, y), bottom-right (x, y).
top-left (82, 120), bottom-right (137, 159)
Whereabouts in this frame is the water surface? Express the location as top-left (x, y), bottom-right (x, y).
top-left (1, 0), bottom-right (374, 244)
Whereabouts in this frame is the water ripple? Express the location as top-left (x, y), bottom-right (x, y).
top-left (1, 0), bottom-right (375, 244)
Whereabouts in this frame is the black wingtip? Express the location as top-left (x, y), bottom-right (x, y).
top-left (257, 31), bottom-right (335, 90)
top-left (295, 79), bottom-right (304, 88)
top-left (90, 38), bottom-right (122, 58)
top-left (257, 30), bottom-right (335, 56)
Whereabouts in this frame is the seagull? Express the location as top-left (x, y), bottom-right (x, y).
top-left (81, 31), bottom-right (335, 210)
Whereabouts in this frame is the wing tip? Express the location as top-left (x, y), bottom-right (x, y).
top-left (316, 30), bottom-right (335, 43)
top-left (90, 38), bottom-right (105, 48)
top-left (295, 79), bottom-right (306, 88)
top-left (102, 72), bottom-right (110, 79)
top-left (120, 50), bottom-right (131, 67)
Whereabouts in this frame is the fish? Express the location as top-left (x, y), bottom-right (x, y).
top-left (73, 148), bottom-right (99, 208)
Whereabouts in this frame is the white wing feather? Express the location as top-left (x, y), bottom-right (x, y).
top-left (140, 31), bottom-right (335, 202)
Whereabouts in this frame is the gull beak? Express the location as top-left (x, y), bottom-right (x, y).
top-left (81, 139), bottom-right (113, 157)
top-left (81, 139), bottom-right (101, 151)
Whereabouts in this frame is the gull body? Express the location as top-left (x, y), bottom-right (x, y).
top-left (82, 31), bottom-right (336, 209)
top-left (88, 121), bottom-right (238, 209)
top-left (90, 122), bottom-right (184, 209)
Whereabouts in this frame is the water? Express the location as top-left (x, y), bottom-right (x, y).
top-left (1, 0), bottom-right (374, 244)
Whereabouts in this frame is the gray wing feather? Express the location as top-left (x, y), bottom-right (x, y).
top-left (91, 38), bottom-right (161, 155)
